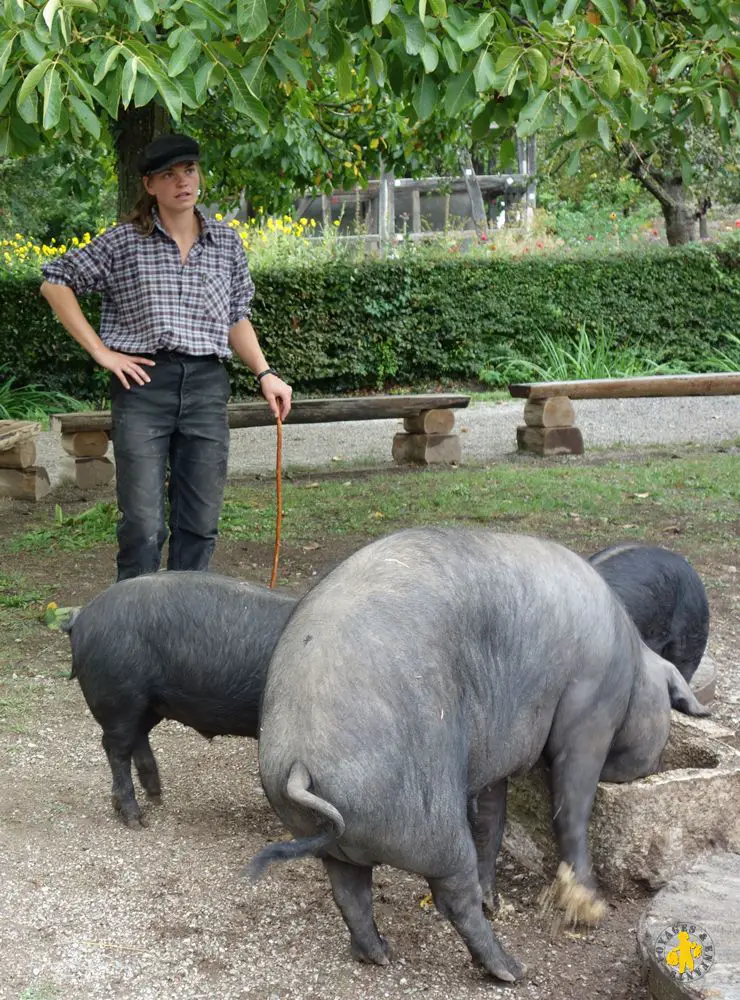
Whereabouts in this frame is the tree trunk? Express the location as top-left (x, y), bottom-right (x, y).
top-left (660, 181), bottom-right (697, 245)
top-left (112, 104), bottom-right (171, 221)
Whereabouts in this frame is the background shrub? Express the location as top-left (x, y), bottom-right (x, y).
top-left (2, 239), bottom-right (739, 402)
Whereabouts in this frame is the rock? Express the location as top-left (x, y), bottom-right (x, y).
top-left (637, 852), bottom-right (740, 999)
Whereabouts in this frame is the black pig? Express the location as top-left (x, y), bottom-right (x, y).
top-left (589, 543), bottom-right (709, 682)
top-left (64, 572), bottom-right (296, 827)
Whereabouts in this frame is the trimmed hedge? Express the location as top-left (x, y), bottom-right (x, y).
top-left (2, 239), bottom-right (739, 401)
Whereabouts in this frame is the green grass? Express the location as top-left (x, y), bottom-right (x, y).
top-left (478, 326), bottom-right (740, 388)
top-left (0, 364), bottom-right (88, 423)
top-left (19, 985), bottom-right (60, 1000)
top-left (7, 453), bottom-right (738, 554)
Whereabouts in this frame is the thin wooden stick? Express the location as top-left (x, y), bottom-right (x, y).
top-left (269, 414), bottom-right (283, 589)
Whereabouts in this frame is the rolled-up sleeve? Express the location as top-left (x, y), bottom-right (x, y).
top-left (41, 231), bottom-right (114, 295)
top-left (229, 232), bottom-right (255, 325)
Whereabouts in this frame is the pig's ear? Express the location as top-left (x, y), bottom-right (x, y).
top-left (663, 660), bottom-right (711, 717)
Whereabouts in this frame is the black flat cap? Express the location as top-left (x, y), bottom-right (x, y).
top-left (137, 133), bottom-right (200, 176)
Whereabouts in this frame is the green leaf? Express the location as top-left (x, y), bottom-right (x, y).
top-left (0, 75), bottom-right (15, 113)
top-left (666, 52), bottom-right (693, 80)
top-left (495, 136), bottom-right (515, 169)
top-left (602, 66), bottom-right (619, 97)
top-left (680, 155), bottom-right (692, 187)
top-left (134, 73), bottom-right (157, 108)
top-left (183, 0), bottom-right (228, 28)
top-left (42, 62), bottom-right (61, 129)
top-left (168, 31), bottom-right (198, 77)
top-left (121, 55), bottom-right (137, 107)
top-left (590, 0), bottom-right (618, 26)
top-left (596, 114), bottom-right (611, 150)
top-left (0, 118), bottom-right (10, 155)
top-left (16, 89), bottom-right (37, 124)
top-left (496, 45), bottom-right (521, 72)
top-left (418, 0), bottom-right (426, 20)
top-left (412, 72), bottom-right (437, 119)
top-left (527, 47), bottom-right (548, 88)
top-left (17, 58), bottom-right (50, 105)
top-left (522, 0), bottom-right (540, 24)
top-left (3, 0), bottom-right (25, 25)
top-left (396, 11), bottom-right (426, 55)
top-left (458, 11), bottom-right (494, 52)
top-left (68, 92), bottom-right (100, 137)
top-left (565, 145), bottom-right (580, 175)
top-left (93, 43), bottom-right (122, 85)
top-left (64, 0), bottom-right (97, 9)
top-left (421, 40), bottom-right (438, 73)
top-left (370, 0), bottom-right (391, 24)
top-left (614, 45), bottom-right (648, 93)
top-left (428, 0), bottom-right (446, 14)
top-left (562, 0), bottom-right (579, 19)
top-left (542, 0), bottom-right (558, 13)
top-left (441, 35), bottom-right (461, 72)
top-left (238, 0), bottom-right (269, 41)
top-left (42, 0), bottom-right (60, 30)
top-left (194, 58), bottom-right (214, 100)
top-left (443, 65), bottom-right (474, 115)
top-left (368, 46), bottom-right (385, 85)
top-left (21, 30), bottom-right (46, 63)
top-left (284, 0), bottom-right (310, 38)
top-left (471, 98), bottom-right (495, 139)
top-left (133, 0), bottom-right (155, 21)
top-left (273, 40), bottom-right (307, 85)
top-left (224, 63), bottom-right (268, 130)
top-left (629, 97), bottom-right (648, 130)
top-left (336, 52), bottom-right (352, 96)
top-left (0, 32), bottom-right (16, 80)
top-left (474, 49), bottom-right (495, 91)
top-left (718, 86), bottom-right (731, 117)
top-left (516, 89), bottom-right (549, 135)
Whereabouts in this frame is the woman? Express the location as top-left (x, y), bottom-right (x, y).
top-left (40, 133), bottom-right (292, 581)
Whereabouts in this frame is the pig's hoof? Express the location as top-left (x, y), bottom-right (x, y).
top-left (538, 863), bottom-right (606, 927)
top-left (351, 935), bottom-right (391, 966)
top-left (146, 791), bottom-right (162, 805)
top-left (483, 947), bottom-right (526, 983)
top-left (112, 797), bottom-right (146, 829)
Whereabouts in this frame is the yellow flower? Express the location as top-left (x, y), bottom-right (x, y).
top-left (47, 602), bottom-right (58, 611)
top-left (83, 232), bottom-right (91, 241)
top-left (215, 213), bottom-right (223, 221)
top-left (59, 244), bottom-right (67, 253)
top-left (300, 217), bottom-right (308, 225)
top-left (309, 219), bottom-right (316, 228)
top-left (609, 212), bottom-right (617, 221)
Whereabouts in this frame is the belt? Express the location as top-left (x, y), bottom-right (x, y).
top-left (120, 350), bottom-right (222, 362)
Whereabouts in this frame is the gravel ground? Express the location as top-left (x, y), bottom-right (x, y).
top-left (35, 395), bottom-right (740, 486)
top-left (4, 391), bottom-right (738, 1000)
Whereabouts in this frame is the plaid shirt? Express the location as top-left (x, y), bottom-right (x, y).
top-left (41, 209), bottom-right (254, 357)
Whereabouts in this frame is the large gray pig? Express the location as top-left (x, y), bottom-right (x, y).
top-left (249, 528), bottom-right (708, 983)
top-left (65, 573), bottom-right (297, 827)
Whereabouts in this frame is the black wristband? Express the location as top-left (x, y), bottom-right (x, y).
top-left (256, 367), bottom-right (278, 382)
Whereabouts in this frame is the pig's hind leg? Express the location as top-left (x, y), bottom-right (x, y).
top-left (541, 714), bottom-right (611, 923)
top-left (132, 710), bottom-right (163, 801)
top-left (427, 844), bottom-right (525, 981)
top-left (468, 779), bottom-right (507, 914)
top-left (322, 856), bottom-right (390, 966)
top-left (101, 713), bottom-right (150, 828)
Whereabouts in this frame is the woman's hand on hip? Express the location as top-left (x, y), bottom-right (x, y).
top-left (94, 346), bottom-right (156, 389)
top-left (260, 374), bottom-right (293, 421)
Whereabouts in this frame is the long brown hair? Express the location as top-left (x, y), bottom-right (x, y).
top-left (124, 165), bottom-right (207, 235)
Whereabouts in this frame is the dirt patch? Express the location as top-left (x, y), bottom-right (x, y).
top-left (0, 455), bottom-right (738, 1000)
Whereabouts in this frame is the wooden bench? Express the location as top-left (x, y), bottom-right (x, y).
top-left (508, 372), bottom-right (740, 456)
top-left (0, 419), bottom-right (50, 499)
top-left (51, 393), bottom-right (471, 489)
